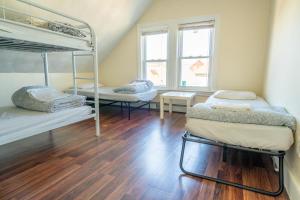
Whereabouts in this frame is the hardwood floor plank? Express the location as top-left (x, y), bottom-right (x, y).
top-left (0, 107), bottom-right (289, 200)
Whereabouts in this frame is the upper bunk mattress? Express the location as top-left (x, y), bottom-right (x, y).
top-left (0, 19), bottom-right (91, 52)
top-left (186, 95), bottom-right (294, 151)
top-left (66, 87), bottom-right (158, 102)
top-left (0, 106), bottom-right (92, 145)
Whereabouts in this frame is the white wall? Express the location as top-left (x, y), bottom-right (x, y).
top-left (264, 0), bottom-right (300, 199)
top-left (101, 0), bottom-right (272, 95)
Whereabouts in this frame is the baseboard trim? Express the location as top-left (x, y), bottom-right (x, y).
top-left (284, 161), bottom-right (300, 200)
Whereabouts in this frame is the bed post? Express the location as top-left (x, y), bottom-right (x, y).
top-left (71, 51), bottom-right (77, 95)
top-left (41, 52), bottom-right (49, 86)
top-left (91, 33), bottom-right (100, 137)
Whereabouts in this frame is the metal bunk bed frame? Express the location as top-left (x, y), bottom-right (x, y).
top-left (0, 0), bottom-right (100, 137)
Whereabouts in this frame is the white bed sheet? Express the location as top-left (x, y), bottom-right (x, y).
top-left (0, 106), bottom-right (92, 145)
top-left (186, 95), bottom-right (294, 151)
top-left (66, 87), bottom-right (158, 102)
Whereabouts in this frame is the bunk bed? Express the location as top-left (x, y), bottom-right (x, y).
top-left (0, 0), bottom-right (100, 145)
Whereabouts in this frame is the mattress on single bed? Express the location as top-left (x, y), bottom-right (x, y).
top-left (186, 95), bottom-right (294, 151)
top-left (66, 87), bottom-right (158, 102)
top-left (186, 118), bottom-right (293, 151)
top-left (0, 106), bottom-right (92, 145)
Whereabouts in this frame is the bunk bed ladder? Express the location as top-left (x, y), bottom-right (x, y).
top-left (72, 50), bottom-right (100, 137)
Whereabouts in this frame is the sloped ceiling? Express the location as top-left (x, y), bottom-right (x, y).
top-left (0, 0), bottom-right (153, 72)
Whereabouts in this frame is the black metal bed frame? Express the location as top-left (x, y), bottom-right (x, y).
top-left (179, 131), bottom-right (285, 196)
top-left (97, 99), bottom-right (151, 120)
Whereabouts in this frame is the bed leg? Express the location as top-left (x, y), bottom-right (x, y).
top-left (128, 102), bottom-right (131, 120)
top-left (223, 146), bottom-right (227, 162)
top-left (179, 135), bottom-right (187, 173)
top-left (121, 102), bottom-right (123, 113)
top-left (148, 101), bottom-right (151, 112)
top-left (277, 154), bottom-right (285, 195)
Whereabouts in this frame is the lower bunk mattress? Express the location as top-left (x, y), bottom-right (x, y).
top-left (66, 87), bottom-right (158, 102)
top-left (0, 106), bottom-right (92, 145)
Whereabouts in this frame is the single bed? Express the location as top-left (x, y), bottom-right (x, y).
top-left (186, 96), bottom-right (294, 151)
top-left (180, 91), bottom-right (295, 196)
top-left (65, 87), bottom-right (158, 120)
top-left (66, 87), bottom-right (157, 102)
top-left (0, 106), bottom-right (93, 145)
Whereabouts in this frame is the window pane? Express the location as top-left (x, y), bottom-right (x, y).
top-left (145, 33), bottom-right (167, 60)
top-left (180, 58), bottom-right (209, 87)
top-left (146, 62), bottom-right (166, 86)
top-left (181, 28), bottom-right (211, 57)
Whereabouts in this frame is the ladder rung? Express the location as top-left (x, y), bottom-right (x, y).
top-left (75, 77), bottom-right (94, 80)
top-left (86, 100), bottom-right (95, 103)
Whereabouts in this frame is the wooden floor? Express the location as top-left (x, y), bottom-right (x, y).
top-left (0, 107), bottom-right (289, 200)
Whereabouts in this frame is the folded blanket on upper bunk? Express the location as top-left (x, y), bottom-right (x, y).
top-left (12, 86), bottom-right (86, 113)
top-left (113, 80), bottom-right (154, 94)
top-left (186, 103), bottom-right (297, 132)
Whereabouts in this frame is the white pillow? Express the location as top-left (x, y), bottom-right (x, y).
top-left (214, 90), bottom-right (257, 100)
top-left (77, 83), bottom-right (103, 89)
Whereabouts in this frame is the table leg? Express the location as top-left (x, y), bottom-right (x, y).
top-left (160, 97), bottom-right (164, 119)
top-left (187, 99), bottom-right (191, 112)
top-left (169, 99), bottom-right (172, 113)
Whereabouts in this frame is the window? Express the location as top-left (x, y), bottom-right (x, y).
top-left (178, 21), bottom-right (214, 88)
top-left (141, 30), bottom-right (168, 87)
top-left (139, 18), bottom-right (215, 90)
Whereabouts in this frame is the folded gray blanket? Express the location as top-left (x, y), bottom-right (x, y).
top-left (186, 103), bottom-right (297, 132)
top-left (113, 80), bottom-right (154, 94)
top-left (12, 86), bottom-right (86, 113)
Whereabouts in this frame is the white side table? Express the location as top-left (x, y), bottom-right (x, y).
top-left (160, 91), bottom-right (196, 119)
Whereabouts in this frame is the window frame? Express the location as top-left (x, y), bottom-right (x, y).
top-left (138, 16), bottom-right (217, 92)
top-left (177, 25), bottom-right (215, 90)
top-left (139, 26), bottom-right (170, 88)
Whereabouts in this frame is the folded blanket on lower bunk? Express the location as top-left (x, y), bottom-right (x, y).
top-left (12, 86), bottom-right (86, 113)
top-left (186, 103), bottom-right (297, 132)
top-left (113, 80), bottom-right (154, 94)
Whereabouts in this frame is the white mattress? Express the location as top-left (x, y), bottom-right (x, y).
top-left (0, 106), bottom-right (93, 145)
top-left (66, 87), bottom-right (158, 102)
top-left (186, 95), bottom-right (294, 151)
top-left (0, 20), bottom-right (91, 51)
top-left (186, 118), bottom-right (293, 151)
